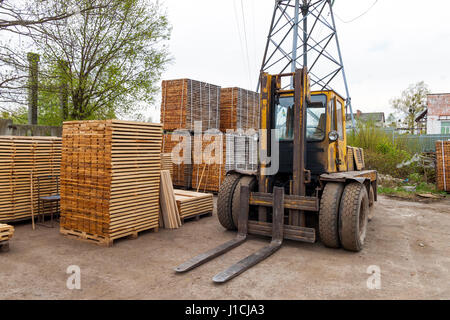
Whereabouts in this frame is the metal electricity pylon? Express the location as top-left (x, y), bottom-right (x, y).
top-left (259, 0), bottom-right (356, 127)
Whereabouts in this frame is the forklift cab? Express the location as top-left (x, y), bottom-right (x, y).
top-left (274, 90), bottom-right (347, 176)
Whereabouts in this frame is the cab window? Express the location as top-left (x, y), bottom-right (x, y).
top-left (274, 94), bottom-right (327, 142)
top-left (307, 95), bottom-right (327, 142)
top-left (274, 96), bottom-right (294, 140)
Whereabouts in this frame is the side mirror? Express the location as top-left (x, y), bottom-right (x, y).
top-left (329, 131), bottom-right (339, 142)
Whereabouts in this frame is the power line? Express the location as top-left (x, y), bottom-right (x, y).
top-left (335, 0), bottom-right (378, 24)
top-left (232, 0), bottom-right (251, 89)
top-left (239, 0), bottom-right (253, 89)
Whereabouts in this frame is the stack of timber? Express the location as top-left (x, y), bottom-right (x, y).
top-left (161, 153), bottom-right (173, 176)
top-left (60, 120), bottom-right (163, 246)
top-left (174, 190), bottom-right (213, 222)
top-left (0, 136), bottom-right (61, 223)
top-left (192, 131), bottom-right (226, 193)
top-left (192, 132), bottom-right (259, 193)
top-left (159, 170), bottom-right (182, 229)
top-left (161, 79), bottom-right (221, 132)
top-left (0, 224), bottom-right (14, 242)
top-left (436, 141), bottom-right (450, 192)
top-left (220, 88), bottom-right (260, 132)
top-left (162, 132), bottom-right (192, 189)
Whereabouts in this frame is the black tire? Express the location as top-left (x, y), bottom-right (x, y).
top-left (319, 183), bottom-right (344, 248)
top-left (339, 182), bottom-right (370, 252)
top-left (231, 176), bottom-right (257, 228)
top-left (217, 174), bottom-right (241, 230)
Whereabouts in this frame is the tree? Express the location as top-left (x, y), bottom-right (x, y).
top-left (1, 0), bottom-right (170, 123)
top-left (390, 82), bottom-right (430, 134)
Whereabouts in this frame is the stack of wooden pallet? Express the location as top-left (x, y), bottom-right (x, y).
top-left (161, 79), bottom-right (221, 132)
top-left (0, 136), bottom-right (61, 223)
top-left (60, 120), bottom-right (163, 246)
top-left (192, 132), bottom-right (226, 193)
top-left (220, 88), bottom-right (260, 132)
top-left (174, 190), bottom-right (213, 221)
top-left (161, 153), bottom-right (173, 176)
top-left (162, 132), bottom-right (192, 189)
top-left (436, 141), bottom-right (450, 192)
top-left (0, 224), bottom-right (14, 242)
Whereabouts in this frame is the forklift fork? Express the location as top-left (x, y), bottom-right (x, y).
top-left (174, 186), bottom-right (285, 283)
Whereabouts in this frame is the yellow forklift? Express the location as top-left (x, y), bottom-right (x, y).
top-left (175, 69), bottom-right (378, 283)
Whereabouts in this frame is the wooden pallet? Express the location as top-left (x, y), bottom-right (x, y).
top-left (161, 153), bottom-right (173, 176)
top-left (180, 211), bottom-right (213, 224)
top-left (60, 120), bottom-right (163, 245)
top-left (220, 87), bottom-right (260, 132)
top-left (0, 224), bottom-right (14, 242)
top-left (161, 79), bottom-right (221, 131)
top-left (0, 137), bottom-right (61, 223)
top-left (60, 226), bottom-right (159, 247)
top-left (436, 141), bottom-right (450, 192)
top-left (162, 132), bottom-right (192, 189)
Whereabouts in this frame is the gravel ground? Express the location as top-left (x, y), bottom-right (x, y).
top-left (0, 196), bottom-right (449, 300)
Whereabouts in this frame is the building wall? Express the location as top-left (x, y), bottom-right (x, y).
top-left (0, 119), bottom-right (62, 137)
top-left (427, 94), bottom-right (450, 135)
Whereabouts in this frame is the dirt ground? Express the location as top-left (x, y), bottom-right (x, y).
top-left (0, 196), bottom-right (449, 300)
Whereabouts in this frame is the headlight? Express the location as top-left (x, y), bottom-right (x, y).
top-left (329, 131), bottom-right (339, 142)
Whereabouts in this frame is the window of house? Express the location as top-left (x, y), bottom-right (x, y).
top-left (442, 121), bottom-right (450, 134)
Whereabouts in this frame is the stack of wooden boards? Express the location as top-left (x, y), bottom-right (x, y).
top-left (220, 88), bottom-right (260, 131)
top-left (436, 141), bottom-right (450, 192)
top-left (0, 224), bottom-right (14, 242)
top-left (159, 170), bottom-right (182, 229)
top-left (60, 120), bottom-right (163, 246)
top-left (174, 190), bottom-right (213, 221)
top-left (163, 132), bottom-right (192, 189)
top-left (161, 79), bottom-right (221, 132)
top-left (161, 153), bottom-right (173, 176)
top-left (0, 136), bottom-right (61, 223)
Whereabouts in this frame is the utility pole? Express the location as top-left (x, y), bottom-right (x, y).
top-left (27, 52), bottom-right (39, 126)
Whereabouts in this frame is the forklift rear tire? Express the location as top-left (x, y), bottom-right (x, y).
top-left (217, 174), bottom-right (241, 231)
top-left (339, 182), bottom-right (370, 252)
top-left (319, 183), bottom-right (344, 248)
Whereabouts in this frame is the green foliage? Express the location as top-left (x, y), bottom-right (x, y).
top-left (348, 120), bottom-right (422, 179)
top-left (29, 0), bottom-right (171, 124)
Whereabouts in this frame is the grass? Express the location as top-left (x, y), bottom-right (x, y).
top-left (378, 183), bottom-right (448, 199)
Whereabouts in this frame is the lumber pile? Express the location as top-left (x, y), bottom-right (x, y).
top-left (0, 224), bottom-right (14, 242)
top-left (0, 136), bottom-right (61, 223)
top-left (161, 79), bottom-right (221, 132)
top-left (162, 132), bottom-right (192, 189)
top-left (159, 170), bottom-right (182, 229)
top-left (60, 120), bottom-right (163, 246)
top-left (220, 88), bottom-right (260, 131)
top-left (161, 153), bottom-right (173, 176)
top-left (191, 132), bottom-right (259, 192)
top-left (174, 190), bottom-right (213, 220)
top-left (436, 141), bottom-right (450, 192)
top-left (192, 132), bottom-right (226, 192)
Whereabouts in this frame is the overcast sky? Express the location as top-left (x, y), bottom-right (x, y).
top-left (150, 0), bottom-right (450, 121)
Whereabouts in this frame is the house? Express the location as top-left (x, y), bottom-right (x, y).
top-left (418, 93), bottom-right (450, 135)
top-left (346, 110), bottom-right (386, 127)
